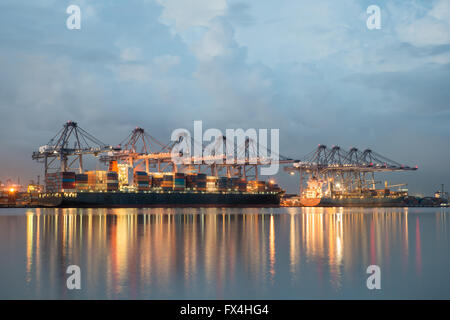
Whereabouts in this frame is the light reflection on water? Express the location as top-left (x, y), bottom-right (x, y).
top-left (0, 207), bottom-right (449, 299)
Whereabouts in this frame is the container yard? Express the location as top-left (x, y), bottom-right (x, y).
top-left (0, 121), bottom-right (447, 208)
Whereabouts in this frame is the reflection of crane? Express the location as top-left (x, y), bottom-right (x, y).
top-left (284, 144), bottom-right (418, 197)
top-left (32, 121), bottom-right (116, 175)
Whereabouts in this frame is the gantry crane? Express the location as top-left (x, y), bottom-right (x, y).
top-left (32, 121), bottom-right (117, 175)
top-left (99, 127), bottom-right (177, 173)
top-left (100, 127), bottom-right (296, 180)
top-left (284, 144), bottom-right (418, 196)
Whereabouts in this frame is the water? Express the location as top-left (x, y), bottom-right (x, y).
top-left (0, 207), bottom-right (449, 299)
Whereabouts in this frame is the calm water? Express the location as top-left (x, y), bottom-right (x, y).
top-left (0, 207), bottom-right (449, 299)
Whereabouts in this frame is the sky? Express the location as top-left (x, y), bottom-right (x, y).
top-left (0, 0), bottom-right (449, 195)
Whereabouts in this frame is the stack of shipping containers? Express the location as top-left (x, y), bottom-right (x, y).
top-left (196, 174), bottom-right (207, 191)
top-left (161, 174), bottom-right (174, 191)
top-left (231, 178), bottom-right (247, 192)
top-left (150, 172), bottom-right (163, 189)
top-left (218, 177), bottom-right (231, 192)
top-left (247, 180), bottom-right (267, 192)
top-left (117, 164), bottom-right (129, 187)
top-left (185, 174), bottom-right (196, 189)
top-left (87, 171), bottom-right (107, 191)
top-left (45, 172), bottom-right (76, 193)
top-left (106, 172), bottom-right (119, 191)
top-left (173, 173), bottom-right (186, 191)
top-left (75, 174), bottom-right (89, 191)
top-left (134, 171), bottom-right (150, 191)
top-left (45, 169), bottom-right (279, 194)
top-left (238, 178), bottom-right (247, 192)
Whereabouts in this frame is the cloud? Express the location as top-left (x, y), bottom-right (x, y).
top-left (344, 63), bottom-right (450, 115)
top-left (227, 0), bottom-right (363, 67)
top-left (0, 0), bottom-right (449, 194)
top-left (154, 3), bottom-right (279, 126)
top-left (194, 17), bottom-right (239, 60)
top-left (120, 47), bottom-right (142, 62)
top-left (113, 64), bottom-right (153, 82)
top-left (153, 54), bottom-right (181, 70)
top-left (112, 53), bottom-right (180, 83)
top-left (0, 52), bottom-right (109, 136)
top-left (227, 1), bottom-right (254, 26)
top-left (157, 0), bottom-right (227, 33)
top-left (396, 0), bottom-right (450, 47)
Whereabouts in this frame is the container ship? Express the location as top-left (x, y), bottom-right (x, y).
top-left (35, 170), bottom-right (283, 208)
top-left (27, 121), bottom-right (290, 208)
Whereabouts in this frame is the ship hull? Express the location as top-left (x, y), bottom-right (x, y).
top-left (36, 191), bottom-right (281, 208)
top-left (300, 196), bottom-right (406, 207)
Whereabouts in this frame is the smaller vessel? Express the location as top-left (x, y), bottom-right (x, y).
top-left (299, 177), bottom-right (407, 207)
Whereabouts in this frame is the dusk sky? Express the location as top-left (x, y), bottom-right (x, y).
top-left (0, 0), bottom-right (449, 195)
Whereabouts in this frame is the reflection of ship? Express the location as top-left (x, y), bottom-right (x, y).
top-left (300, 196), bottom-right (406, 207)
top-left (282, 192), bottom-right (448, 207)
